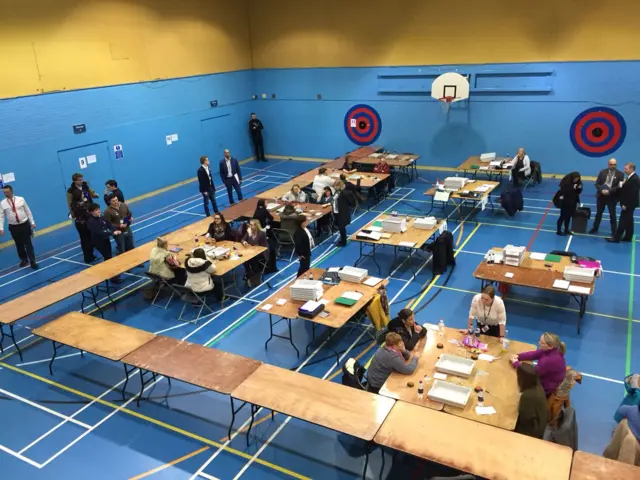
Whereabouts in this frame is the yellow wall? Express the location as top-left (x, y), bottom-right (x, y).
top-left (248, 0), bottom-right (640, 68)
top-left (0, 0), bottom-right (252, 98)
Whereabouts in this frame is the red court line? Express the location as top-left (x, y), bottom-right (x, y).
top-left (526, 200), bottom-right (553, 251)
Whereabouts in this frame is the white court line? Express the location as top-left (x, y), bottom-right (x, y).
top-left (51, 257), bottom-right (147, 280)
top-left (0, 260), bottom-right (65, 289)
top-left (581, 372), bottom-right (624, 385)
top-left (199, 473), bottom-right (221, 480)
top-left (0, 388), bottom-right (91, 430)
top-left (17, 352), bottom-right (82, 367)
top-left (565, 234), bottom-right (573, 252)
top-left (0, 444), bottom-right (42, 468)
top-left (170, 210), bottom-right (206, 217)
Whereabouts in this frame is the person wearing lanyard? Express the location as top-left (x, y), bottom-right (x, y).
top-left (467, 285), bottom-right (507, 340)
top-left (0, 185), bottom-right (38, 269)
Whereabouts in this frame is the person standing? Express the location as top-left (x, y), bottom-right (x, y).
top-left (104, 179), bottom-right (125, 206)
top-left (219, 149), bottom-right (243, 205)
top-left (608, 162), bottom-right (640, 243)
top-left (0, 185), bottom-right (38, 269)
top-left (249, 113), bottom-right (266, 162)
top-left (86, 203), bottom-right (123, 282)
top-left (467, 285), bottom-right (507, 340)
top-left (292, 218), bottom-right (314, 277)
top-left (333, 181), bottom-right (356, 247)
top-left (555, 171), bottom-right (582, 236)
top-left (511, 148), bottom-right (531, 187)
top-left (104, 195), bottom-right (135, 254)
top-left (66, 173), bottom-right (98, 216)
top-left (70, 189), bottom-right (97, 263)
top-left (197, 156), bottom-right (219, 216)
top-left (591, 158), bottom-right (624, 235)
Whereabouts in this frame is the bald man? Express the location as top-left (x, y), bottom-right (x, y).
top-left (608, 162), bottom-right (640, 243)
top-left (511, 148), bottom-right (531, 187)
top-left (219, 149), bottom-right (243, 205)
top-left (590, 158), bottom-right (623, 235)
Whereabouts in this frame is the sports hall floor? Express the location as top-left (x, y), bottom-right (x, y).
top-left (0, 158), bottom-right (638, 479)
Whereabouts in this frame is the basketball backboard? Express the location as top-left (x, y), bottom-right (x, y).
top-left (431, 72), bottom-right (470, 103)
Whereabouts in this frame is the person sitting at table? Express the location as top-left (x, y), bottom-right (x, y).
top-left (387, 308), bottom-right (426, 351)
top-left (242, 219), bottom-right (270, 280)
top-left (204, 212), bottom-right (233, 242)
top-left (511, 147), bottom-right (531, 187)
top-left (316, 186), bottom-right (334, 234)
top-left (366, 332), bottom-right (419, 394)
top-left (514, 363), bottom-right (548, 439)
top-left (282, 184), bottom-right (307, 203)
top-left (312, 168), bottom-right (335, 200)
top-left (252, 199), bottom-right (274, 229)
top-left (613, 403), bottom-right (640, 442)
top-left (373, 156), bottom-right (394, 194)
top-left (342, 155), bottom-right (358, 174)
top-left (185, 247), bottom-right (222, 299)
top-left (148, 237), bottom-right (186, 285)
top-left (467, 285), bottom-right (507, 340)
top-left (511, 332), bottom-right (567, 397)
top-left (554, 171), bottom-right (583, 236)
top-left (279, 203), bottom-right (306, 236)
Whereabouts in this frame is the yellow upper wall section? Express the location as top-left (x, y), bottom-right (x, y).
top-left (248, 0), bottom-right (640, 68)
top-left (0, 0), bottom-right (252, 99)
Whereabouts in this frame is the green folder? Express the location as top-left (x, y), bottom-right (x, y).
top-left (372, 221), bottom-right (383, 228)
top-left (335, 297), bottom-right (357, 307)
top-left (471, 164), bottom-right (480, 169)
top-left (545, 254), bottom-right (562, 263)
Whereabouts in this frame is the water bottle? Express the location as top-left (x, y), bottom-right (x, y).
top-left (438, 319), bottom-right (445, 337)
top-left (308, 272), bottom-right (313, 280)
top-left (477, 389), bottom-right (485, 406)
top-left (194, 235), bottom-right (199, 245)
top-left (418, 380), bottom-right (424, 400)
top-left (502, 329), bottom-right (510, 352)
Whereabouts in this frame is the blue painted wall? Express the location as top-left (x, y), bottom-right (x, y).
top-left (0, 70), bottom-right (255, 229)
top-left (252, 62), bottom-right (640, 176)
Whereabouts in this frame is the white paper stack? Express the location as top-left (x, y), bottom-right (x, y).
top-left (338, 266), bottom-right (368, 284)
top-left (357, 230), bottom-right (381, 241)
top-left (210, 247), bottom-right (230, 259)
top-left (413, 217), bottom-right (438, 229)
top-left (563, 266), bottom-right (596, 283)
top-left (479, 152), bottom-right (496, 162)
top-left (290, 280), bottom-right (324, 302)
top-left (444, 177), bottom-right (467, 190)
top-left (485, 250), bottom-right (504, 263)
top-left (347, 175), bottom-right (361, 181)
top-left (382, 217), bottom-right (407, 233)
top-left (266, 202), bottom-right (280, 211)
top-left (503, 245), bottom-right (526, 267)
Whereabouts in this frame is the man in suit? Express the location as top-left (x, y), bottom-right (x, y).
top-left (607, 162), bottom-right (640, 243)
top-left (197, 156), bottom-right (219, 216)
top-left (219, 149), bottom-right (243, 205)
top-left (249, 113), bottom-right (266, 162)
top-left (590, 158), bottom-right (624, 235)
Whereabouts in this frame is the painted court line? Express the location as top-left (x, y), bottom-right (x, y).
top-left (128, 446), bottom-right (211, 480)
top-left (17, 352), bottom-right (82, 367)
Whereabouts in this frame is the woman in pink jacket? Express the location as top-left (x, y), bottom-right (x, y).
top-left (511, 332), bottom-right (567, 397)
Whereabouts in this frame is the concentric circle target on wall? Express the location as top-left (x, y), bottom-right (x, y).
top-left (570, 107), bottom-right (626, 157)
top-left (344, 104), bottom-right (382, 146)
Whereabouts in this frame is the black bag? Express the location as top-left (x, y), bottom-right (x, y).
top-left (427, 231), bottom-right (455, 276)
top-left (552, 190), bottom-right (562, 209)
top-left (500, 188), bottom-right (524, 217)
top-left (531, 160), bottom-right (542, 184)
top-left (341, 358), bottom-right (367, 390)
top-left (572, 206), bottom-right (591, 234)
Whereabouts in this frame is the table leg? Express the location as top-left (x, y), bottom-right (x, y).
top-left (122, 363), bottom-right (136, 401)
top-left (246, 403), bottom-right (259, 447)
top-left (104, 280), bottom-right (117, 311)
top-left (362, 440), bottom-right (374, 480)
top-left (228, 396), bottom-right (247, 440)
top-left (379, 444), bottom-right (386, 479)
top-left (87, 287), bottom-right (104, 318)
top-left (265, 315), bottom-right (300, 357)
top-left (48, 341), bottom-right (62, 375)
top-left (0, 324), bottom-right (24, 361)
top-left (135, 368), bottom-right (158, 407)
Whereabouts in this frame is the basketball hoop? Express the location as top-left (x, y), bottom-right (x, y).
top-left (439, 96), bottom-right (455, 114)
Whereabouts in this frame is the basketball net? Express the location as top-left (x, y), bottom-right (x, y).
top-left (439, 96), bottom-right (454, 114)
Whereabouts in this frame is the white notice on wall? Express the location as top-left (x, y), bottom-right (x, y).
top-left (166, 136), bottom-right (173, 146)
top-left (1, 172), bottom-right (15, 183)
top-left (79, 157), bottom-right (88, 169)
top-left (350, 118), bottom-right (356, 128)
top-left (87, 154), bottom-right (97, 164)
top-left (170, 133), bottom-right (179, 142)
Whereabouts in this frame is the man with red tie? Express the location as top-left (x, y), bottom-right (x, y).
top-left (0, 185), bottom-right (38, 269)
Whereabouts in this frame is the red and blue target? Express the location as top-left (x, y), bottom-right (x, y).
top-left (570, 107), bottom-right (626, 157)
top-left (344, 104), bottom-right (382, 146)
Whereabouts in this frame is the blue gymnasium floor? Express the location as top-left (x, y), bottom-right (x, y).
top-left (0, 159), bottom-right (638, 480)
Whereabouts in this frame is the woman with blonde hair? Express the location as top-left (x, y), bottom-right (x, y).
top-left (282, 184), bottom-right (307, 203)
top-left (511, 332), bottom-right (567, 397)
top-left (148, 237), bottom-right (186, 285)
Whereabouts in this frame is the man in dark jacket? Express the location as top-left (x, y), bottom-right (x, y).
top-left (608, 162), bottom-right (640, 243)
top-left (591, 158), bottom-right (624, 235)
top-left (104, 179), bottom-right (125, 206)
top-left (334, 182), bottom-right (356, 247)
top-left (197, 156), bottom-right (219, 216)
top-left (66, 173), bottom-right (98, 217)
top-left (293, 218), bottom-right (313, 277)
top-left (219, 149), bottom-right (243, 204)
top-left (104, 195), bottom-right (135, 254)
top-left (387, 308), bottom-right (426, 351)
top-left (87, 203), bottom-right (123, 281)
top-left (249, 113), bottom-right (266, 162)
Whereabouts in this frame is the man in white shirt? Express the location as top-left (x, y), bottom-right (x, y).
top-left (511, 148), bottom-right (531, 187)
top-left (0, 185), bottom-right (38, 269)
top-left (312, 167), bottom-right (335, 199)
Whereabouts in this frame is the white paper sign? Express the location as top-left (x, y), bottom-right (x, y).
top-left (350, 119), bottom-right (356, 128)
top-left (1, 172), bottom-right (15, 183)
top-left (480, 196), bottom-right (488, 211)
top-left (434, 191), bottom-right (450, 203)
top-left (79, 157), bottom-right (87, 169)
top-left (166, 136), bottom-right (173, 145)
top-left (170, 133), bottom-right (179, 142)
top-left (438, 220), bottom-right (448, 234)
top-left (87, 154), bottom-right (97, 164)
top-left (434, 373), bottom-right (447, 380)
top-left (261, 304), bottom-right (273, 311)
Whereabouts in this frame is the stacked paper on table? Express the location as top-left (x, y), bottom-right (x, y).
top-left (485, 250), bottom-right (504, 264)
top-left (563, 266), bottom-right (596, 283)
top-left (474, 184), bottom-right (492, 193)
top-left (413, 217), bottom-right (438, 229)
top-left (553, 279), bottom-right (570, 290)
top-left (489, 160), bottom-right (502, 167)
top-left (338, 266), bottom-right (368, 284)
top-left (290, 280), bottom-right (324, 302)
top-left (382, 217), bottom-right (407, 233)
top-left (444, 177), bottom-right (467, 191)
top-left (209, 247), bottom-right (230, 259)
top-left (479, 152), bottom-right (496, 162)
top-left (356, 230), bottom-right (381, 241)
top-left (529, 252), bottom-right (547, 261)
top-left (568, 285), bottom-right (591, 295)
top-left (503, 245), bottom-right (526, 267)
top-left (266, 203), bottom-right (280, 211)
top-left (363, 276), bottom-right (382, 287)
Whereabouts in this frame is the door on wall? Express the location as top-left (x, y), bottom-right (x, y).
top-left (57, 141), bottom-right (114, 192)
top-left (200, 114), bottom-right (232, 175)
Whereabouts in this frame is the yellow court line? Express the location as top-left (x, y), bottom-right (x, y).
top-left (409, 223), bottom-right (482, 310)
top-left (434, 284), bottom-right (640, 324)
top-left (129, 446), bottom-right (210, 480)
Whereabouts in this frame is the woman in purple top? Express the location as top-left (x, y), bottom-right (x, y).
top-left (511, 332), bottom-right (567, 397)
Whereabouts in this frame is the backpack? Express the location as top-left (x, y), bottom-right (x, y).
top-left (500, 188), bottom-right (524, 217)
top-left (544, 406), bottom-right (578, 450)
top-left (427, 231), bottom-right (455, 276)
top-left (341, 358), bottom-right (367, 390)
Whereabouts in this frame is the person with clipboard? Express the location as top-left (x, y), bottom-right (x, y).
top-left (219, 149), bottom-right (243, 205)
